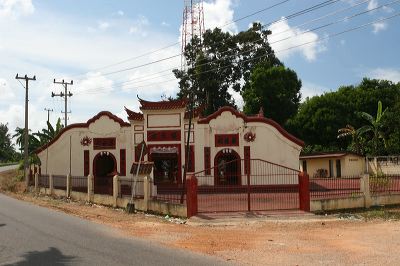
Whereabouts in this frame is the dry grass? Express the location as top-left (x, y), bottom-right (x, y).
top-left (0, 169), bottom-right (26, 193)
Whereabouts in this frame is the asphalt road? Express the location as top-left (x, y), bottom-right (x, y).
top-left (0, 193), bottom-right (229, 266)
top-left (0, 164), bottom-right (18, 173)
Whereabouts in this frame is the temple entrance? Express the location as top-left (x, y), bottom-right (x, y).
top-left (93, 152), bottom-right (117, 195)
top-left (214, 149), bottom-right (241, 186)
top-left (152, 153), bottom-right (179, 185)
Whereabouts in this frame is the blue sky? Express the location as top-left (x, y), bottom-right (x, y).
top-left (0, 0), bottom-right (399, 138)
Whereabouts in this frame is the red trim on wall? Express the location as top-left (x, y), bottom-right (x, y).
top-left (215, 134), bottom-right (239, 147)
top-left (35, 111), bottom-right (130, 154)
top-left (185, 145), bottom-right (195, 173)
top-left (120, 149), bottom-right (126, 176)
top-left (147, 130), bottom-right (181, 142)
top-left (244, 146), bottom-right (250, 175)
top-left (198, 106), bottom-right (304, 147)
top-left (93, 138), bottom-right (116, 150)
top-left (204, 147), bottom-right (211, 175)
top-left (84, 150), bottom-right (89, 176)
top-left (184, 131), bottom-right (194, 143)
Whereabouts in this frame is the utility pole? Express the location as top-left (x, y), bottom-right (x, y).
top-left (15, 74), bottom-right (36, 187)
top-left (44, 108), bottom-right (53, 124)
top-left (52, 79), bottom-right (73, 127)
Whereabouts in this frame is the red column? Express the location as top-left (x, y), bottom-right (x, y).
top-left (186, 175), bottom-right (198, 218)
top-left (298, 172), bottom-right (310, 212)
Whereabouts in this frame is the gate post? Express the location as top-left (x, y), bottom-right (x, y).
top-left (66, 173), bottom-right (71, 198)
top-left (186, 175), bottom-right (198, 218)
top-left (298, 172), bottom-right (310, 212)
top-left (34, 173), bottom-right (39, 193)
top-left (112, 175), bottom-right (119, 207)
top-left (49, 174), bottom-right (54, 195)
top-left (87, 174), bottom-right (94, 202)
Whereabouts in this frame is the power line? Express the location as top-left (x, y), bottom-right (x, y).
top-left (77, 13), bottom-right (400, 96)
top-left (72, 0), bottom-right (294, 78)
top-left (95, 0), bottom-right (340, 78)
top-left (76, 0), bottom-right (396, 95)
top-left (52, 79), bottom-right (73, 127)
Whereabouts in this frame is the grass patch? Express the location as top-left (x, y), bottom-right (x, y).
top-left (0, 169), bottom-right (25, 193)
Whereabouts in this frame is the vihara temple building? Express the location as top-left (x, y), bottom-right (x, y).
top-left (36, 98), bottom-right (304, 194)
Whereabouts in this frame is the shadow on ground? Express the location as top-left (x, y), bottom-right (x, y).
top-left (5, 247), bottom-right (78, 266)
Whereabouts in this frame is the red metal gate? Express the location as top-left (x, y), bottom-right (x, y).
top-left (193, 159), bottom-right (300, 213)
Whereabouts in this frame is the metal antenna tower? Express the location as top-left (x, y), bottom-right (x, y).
top-left (181, 0), bottom-right (205, 70)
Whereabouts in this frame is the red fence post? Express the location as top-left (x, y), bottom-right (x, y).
top-left (298, 172), bottom-right (310, 212)
top-left (186, 175), bottom-right (198, 218)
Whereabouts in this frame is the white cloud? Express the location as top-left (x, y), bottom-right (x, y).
top-left (372, 21), bottom-right (387, 34)
top-left (0, 78), bottom-right (14, 99)
top-left (367, 68), bottom-right (400, 83)
top-left (301, 81), bottom-right (329, 100)
top-left (268, 19), bottom-right (325, 61)
top-left (161, 21), bottom-right (170, 27)
top-left (203, 0), bottom-right (237, 33)
top-left (117, 10), bottom-right (124, 16)
top-left (0, 0), bottom-right (34, 18)
top-left (129, 15), bottom-right (149, 36)
top-left (98, 21), bottom-right (110, 31)
top-left (367, 0), bottom-right (378, 11)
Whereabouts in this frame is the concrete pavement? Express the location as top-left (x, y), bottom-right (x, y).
top-left (0, 193), bottom-right (229, 266)
top-left (0, 164), bottom-right (18, 173)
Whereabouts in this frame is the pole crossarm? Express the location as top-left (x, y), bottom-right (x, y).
top-left (52, 79), bottom-right (73, 126)
top-left (15, 73), bottom-right (36, 187)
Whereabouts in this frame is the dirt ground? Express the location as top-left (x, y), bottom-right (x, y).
top-left (1, 170), bottom-right (399, 265)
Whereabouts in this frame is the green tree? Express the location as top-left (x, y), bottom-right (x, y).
top-left (357, 101), bottom-right (388, 156)
top-left (12, 127), bottom-right (41, 155)
top-left (0, 123), bottom-right (17, 162)
top-left (337, 124), bottom-right (364, 154)
top-left (173, 22), bottom-right (282, 115)
top-left (33, 118), bottom-right (64, 146)
top-left (242, 64), bottom-right (301, 125)
top-left (286, 78), bottom-right (400, 154)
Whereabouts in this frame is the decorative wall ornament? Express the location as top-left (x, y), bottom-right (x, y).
top-left (244, 132), bottom-right (256, 142)
top-left (80, 136), bottom-right (92, 146)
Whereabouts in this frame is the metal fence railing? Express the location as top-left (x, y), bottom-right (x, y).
top-left (71, 176), bottom-right (87, 193)
top-left (194, 159), bottom-right (300, 213)
top-left (38, 174), bottom-right (49, 188)
top-left (118, 178), bottom-right (144, 199)
top-left (152, 182), bottom-right (186, 204)
top-left (53, 175), bottom-right (67, 190)
top-left (309, 176), bottom-right (362, 199)
top-left (370, 174), bottom-right (400, 195)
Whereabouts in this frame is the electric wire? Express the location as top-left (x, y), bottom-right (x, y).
top-left (76, 1), bottom-right (398, 95)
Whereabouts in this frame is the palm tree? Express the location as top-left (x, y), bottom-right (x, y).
top-left (357, 101), bottom-right (388, 155)
top-left (337, 124), bottom-right (363, 154)
top-left (13, 127), bottom-right (41, 154)
top-left (33, 118), bottom-right (64, 145)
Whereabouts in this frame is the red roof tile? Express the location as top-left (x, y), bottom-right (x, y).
top-left (138, 97), bottom-right (188, 110)
top-left (184, 105), bottom-right (205, 119)
top-left (124, 106), bottom-right (144, 121)
top-left (130, 161), bottom-right (154, 175)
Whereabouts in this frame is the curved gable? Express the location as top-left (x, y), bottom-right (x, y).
top-left (197, 106), bottom-right (304, 147)
top-left (35, 111), bottom-right (129, 154)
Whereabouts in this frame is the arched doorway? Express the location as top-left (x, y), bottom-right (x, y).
top-left (93, 152), bottom-right (117, 195)
top-left (214, 149), bottom-right (241, 186)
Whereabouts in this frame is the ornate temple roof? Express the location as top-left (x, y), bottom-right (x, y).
top-left (138, 97), bottom-right (188, 110)
top-left (124, 106), bottom-right (144, 121)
